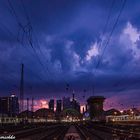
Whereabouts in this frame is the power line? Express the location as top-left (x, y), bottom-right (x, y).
top-left (6, 0), bottom-right (61, 96)
top-left (94, 0), bottom-right (126, 75)
top-left (18, 0), bottom-right (75, 90)
top-left (0, 18), bottom-right (50, 89)
top-left (7, 0), bottom-right (20, 24)
top-left (19, 0), bottom-right (54, 80)
top-left (91, 0), bottom-right (126, 96)
top-left (19, 0), bottom-right (62, 84)
top-left (7, 0), bottom-right (52, 81)
top-left (0, 22), bottom-right (40, 80)
top-left (91, 0), bottom-right (116, 96)
top-left (97, 0), bottom-right (116, 51)
top-left (2, 3), bottom-right (52, 90)
top-left (102, 0), bottom-right (116, 36)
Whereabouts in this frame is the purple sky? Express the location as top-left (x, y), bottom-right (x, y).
top-left (0, 0), bottom-right (140, 110)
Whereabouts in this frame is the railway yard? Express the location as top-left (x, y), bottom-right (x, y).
top-left (0, 122), bottom-right (140, 140)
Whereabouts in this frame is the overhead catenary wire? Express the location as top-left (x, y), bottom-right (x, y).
top-left (6, 0), bottom-right (61, 99)
top-left (19, 0), bottom-right (84, 96)
top-left (19, 0), bottom-right (56, 81)
top-left (7, 0), bottom-right (20, 24)
top-left (97, 0), bottom-right (116, 51)
top-left (19, 0), bottom-right (59, 82)
top-left (19, 0), bottom-right (69, 92)
top-left (90, 0), bottom-right (118, 96)
top-left (0, 20), bottom-right (46, 79)
top-left (95, 0), bottom-right (139, 92)
top-left (94, 0), bottom-right (126, 75)
top-left (0, 8), bottom-right (51, 93)
top-left (90, 0), bottom-right (126, 97)
top-left (0, 25), bottom-right (50, 89)
top-left (7, 0), bottom-right (52, 81)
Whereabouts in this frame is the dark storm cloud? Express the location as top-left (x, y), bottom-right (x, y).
top-left (0, 0), bottom-right (140, 109)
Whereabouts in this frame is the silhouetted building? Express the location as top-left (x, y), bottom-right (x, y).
top-left (35, 108), bottom-right (55, 120)
top-left (10, 94), bottom-right (19, 116)
top-left (18, 110), bottom-right (34, 118)
top-left (56, 100), bottom-right (62, 113)
top-left (104, 109), bottom-right (121, 116)
top-left (0, 97), bottom-right (8, 116)
top-left (63, 95), bottom-right (80, 113)
top-left (87, 96), bottom-right (105, 120)
top-left (49, 99), bottom-right (54, 111)
top-left (63, 97), bottom-right (71, 110)
top-left (71, 99), bottom-right (80, 113)
top-left (71, 93), bottom-right (80, 113)
top-left (0, 94), bottom-right (19, 117)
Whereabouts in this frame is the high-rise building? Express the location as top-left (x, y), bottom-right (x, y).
top-left (49, 99), bottom-right (54, 111)
top-left (63, 97), bottom-right (71, 110)
top-left (0, 97), bottom-right (9, 116)
top-left (10, 94), bottom-right (19, 116)
top-left (87, 96), bottom-right (105, 120)
top-left (63, 95), bottom-right (80, 113)
top-left (56, 100), bottom-right (62, 113)
top-left (71, 93), bottom-right (80, 113)
top-left (0, 94), bottom-right (19, 117)
top-left (71, 99), bottom-right (80, 113)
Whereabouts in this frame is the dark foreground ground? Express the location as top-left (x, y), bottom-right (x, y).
top-left (0, 122), bottom-right (140, 140)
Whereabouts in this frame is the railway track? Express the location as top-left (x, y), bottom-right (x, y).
top-left (0, 124), bottom-right (66, 140)
top-left (0, 125), bottom-right (37, 134)
top-left (1, 122), bottom-right (140, 140)
top-left (76, 124), bottom-right (104, 140)
top-left (0, 123), bottom-right (58, 134)
top-left (85, 122), bottom-right (140, 140)
top-left (39, 125), bottom-right (69, 140)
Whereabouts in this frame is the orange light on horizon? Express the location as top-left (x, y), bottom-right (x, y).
top-left (40, 100), bottom-right (48, 108)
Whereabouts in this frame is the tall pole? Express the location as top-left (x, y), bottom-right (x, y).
top-left (20, 64), bottom-right (24, 112)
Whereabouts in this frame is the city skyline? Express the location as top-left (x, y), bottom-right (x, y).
top-left (1, 1), bottom-right (140, 139)
top-left (0, 92), bottom-right (138, 113)
top-left (0, 0), bottom-right (140, 110)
